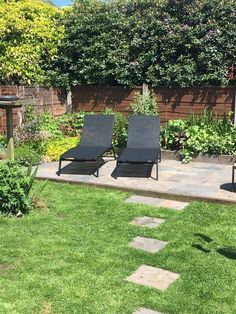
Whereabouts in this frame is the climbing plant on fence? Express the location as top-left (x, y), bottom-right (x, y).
top-left (57, 0), bottom-right (236, 87)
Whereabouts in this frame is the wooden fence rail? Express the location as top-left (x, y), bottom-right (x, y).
top-left (0, 86), bottom-right (67, 133)
top-left (72, 86), bottom-right (235, 124)
top-left (0, 85), bottom-right (235, 133)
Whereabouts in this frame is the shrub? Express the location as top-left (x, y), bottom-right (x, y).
top-left (56, 112), bottom-right (85, 137)
top-left (0, 136), bottom-right (6, 159)
top-left (102, 108), bottom-right (128, 149)
top-left (0, 0), bottom-right (64, 85)
top-left (40, 112), bottom-right (63, 138)
top-left (14, 105), bottom-right (51, 145)
top-left (160, 119), bottom-right (187, 151)
top-left (161, 110), bottom-right (236, 162)
top-left (15, 144), bottom-right (43, 166)
top-left (0, 161), bottom-right (37, 216)
top-left (113, 113), bottom-right (128, 149)
top-left (129, 91), bottom-right (158, 115)
top-left (44, 137), bottom-right (79, 161)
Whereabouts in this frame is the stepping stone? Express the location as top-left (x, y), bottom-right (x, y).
top-left (127, 265), bottom-right (180, 290)
top-left (133, 308), bottom-right (163, 314)
top-left (130, 216), bottom-right (165, 228)
top-left (125, 195), bottom-right (188, 210)
top-left (129, 236), bottom-right (167, 253)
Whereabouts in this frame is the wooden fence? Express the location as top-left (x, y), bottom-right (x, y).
top-left (0, 85), bottom-right (235, 133)
top-left (72, 86), bottom-right (235, 124)
top-left (0, 86), bottom-right (67, 133)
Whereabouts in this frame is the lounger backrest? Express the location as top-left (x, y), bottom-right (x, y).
top-left (80, 115), bottom-right (114, 147)
top-left (127, 115), bottom-right (160, 148)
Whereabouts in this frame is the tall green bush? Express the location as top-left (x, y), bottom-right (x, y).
top-left (129, 91), bottom-right (158, 115)
top-left (58, 0), bottom-right (236, 87)
top-left (0, 0), bottom-right (64, 85)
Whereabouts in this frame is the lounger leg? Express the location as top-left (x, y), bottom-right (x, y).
top-left (96, 160), bottom-right (99, 178)
top-left (232, 165), bottom-right (235, 191)
top-left (156, 161), bottom-right (158, 180)
top-left (58, 158), bottom-right (62, 176)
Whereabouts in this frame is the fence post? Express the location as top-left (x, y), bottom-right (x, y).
top-left (142, 83), bottom-right (149, 95)
top-left (66, 89), bottom-right (72, 113)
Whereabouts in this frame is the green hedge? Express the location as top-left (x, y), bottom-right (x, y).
top-left (56, 0), bottom-right (236, 88)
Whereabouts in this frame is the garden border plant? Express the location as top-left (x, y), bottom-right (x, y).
top-left (160, 109), bottom-right (236, 163)
top-left (0, 161), bottom-right (38, 216)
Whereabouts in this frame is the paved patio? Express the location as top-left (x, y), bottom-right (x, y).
top-left (36, 158), bottom-right (236, 203)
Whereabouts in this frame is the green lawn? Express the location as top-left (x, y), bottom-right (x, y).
top-left (0, 181), bottom-right (235, 314)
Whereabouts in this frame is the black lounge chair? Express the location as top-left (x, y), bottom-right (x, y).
top-left (116, 115), bottom-right (161, 180)
top-left (58, 115), bottom-right (115, 177)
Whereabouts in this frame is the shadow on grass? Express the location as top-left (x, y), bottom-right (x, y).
top-left (216, 247), bottom-right (236, 260)
top-left (192, 233), bottom-right (236, 260)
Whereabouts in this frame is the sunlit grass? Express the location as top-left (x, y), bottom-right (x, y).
top-left (0, 181), bottom-right (235, 314)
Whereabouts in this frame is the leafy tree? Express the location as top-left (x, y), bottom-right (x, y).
top-left (0, 0), bottom-right (64, 85)
top-left (56, 0), bottom-right (130, 86)
top-left (58, 0), bottom-right (236, 87)
top-left (41, 0), bottom-right (56, 5)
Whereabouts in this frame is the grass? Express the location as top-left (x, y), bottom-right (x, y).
top-left (0, 181), bottom-right (235, 314)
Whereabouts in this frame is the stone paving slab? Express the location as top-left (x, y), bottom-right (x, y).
top-left (127, 265), bottom-right (180, 290)
top-left (36, 159), bottom-right (236, 204)
top-left (129, 236), bottom-right (167, 253)
top-left (133, 308), bottom-right (163, 314)
top-left (130, 216), bottom-right (165, 228)
top-left (125, 195), bottom-right (188, 210)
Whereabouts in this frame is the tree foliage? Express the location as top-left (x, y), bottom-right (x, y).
top-left (58, 0), bottom-right (236, 87)
top-left (0, 0), bottom-right (64, 85)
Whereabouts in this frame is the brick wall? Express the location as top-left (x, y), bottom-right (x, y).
top-left (0, 86), bottom-right (67, 134)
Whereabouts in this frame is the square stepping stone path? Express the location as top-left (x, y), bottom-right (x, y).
top-left (127, 265), bottom-right (180, 290)
top-left (129, 236), bottom-right (167, 253)
top-left (125, 195), bottom-right (189, 210)
top-left (130, 216), bottom-right (165, 228)
top-left (133, 308), bottom-right (163, 314)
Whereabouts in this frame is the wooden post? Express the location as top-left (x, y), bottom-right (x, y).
top-left (66, 89), bottom-right (72, 113)
top-left (142, 83), bottom-right (149, 95)
top-left (6, 107), bottom-right (14, 160)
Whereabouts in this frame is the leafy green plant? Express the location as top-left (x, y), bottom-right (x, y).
top-left (102, 108), bottom-right (128, 149)
top-left (39, 112), bottom-right (62, 138)
top-left (56, 112), bottom-right (86, 137)
top-left (0, 0), bottom-right (64, 85)
top-left (0, 161), bottom-right (37, 216)
top-left (44, 137), bottom-right (79, 161)
top-left (15, 144), bottom-right (43, 166)
top-left (161, 109), bottom-right (236, 162)
top-left (14, 105), bottom-right (46, 144)
top-left (0, 135), bottom-right (6, 159)
top-left (129, 91), bottom-right (158, 115)
top-left (57, 0), bottom-right (236, 87)
top-left (113, 112), bottom-right (128, 149)
top-left (160, 119), bottom-right (187, 150)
